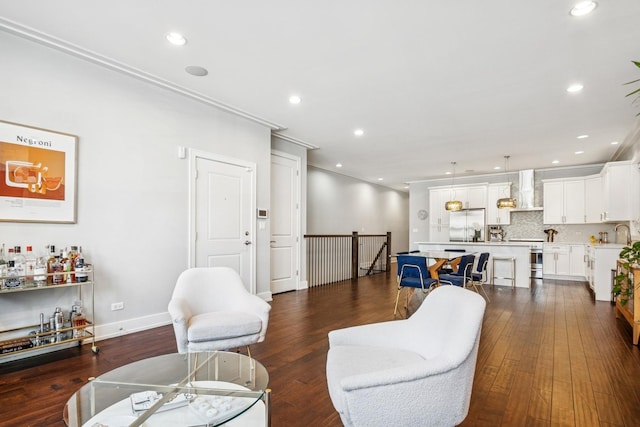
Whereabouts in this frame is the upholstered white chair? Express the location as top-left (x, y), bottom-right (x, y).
top-left (326, 285), bottom-right (486, 427)
top-left (168, 267), bottom-right (271, 354)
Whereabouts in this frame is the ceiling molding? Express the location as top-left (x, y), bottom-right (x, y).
top-left (272, 132), bottom-right (318, 150)
top-left (0, 17), bottom-right (286, 131)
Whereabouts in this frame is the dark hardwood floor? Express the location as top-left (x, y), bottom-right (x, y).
top-left (1, 273), bottom-right (640, 426)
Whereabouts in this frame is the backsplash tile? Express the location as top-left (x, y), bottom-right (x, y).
top-left (502, 211), bottom-right (618, 243)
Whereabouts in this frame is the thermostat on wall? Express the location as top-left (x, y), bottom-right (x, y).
top-left (257, 209), bottom-right (268, 218)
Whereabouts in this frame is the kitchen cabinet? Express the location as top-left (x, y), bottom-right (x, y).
top-left (590, 245), bottom-right (622, 301)
top-left (462, 186), bottom-right (487, 209)
top-left (584, 175), bottom-right (603, 223)
top-left (569, 244), bottom-right (585, 277)
top-left (429, 185), bottom-right (487, 241)
top-left (585, 245), bottom-right (595, 291)
top-left (487, 183), bottom-right (511, 225)
top-left (601, 161), bottom-right (639, 222)
top-left (429, 188), bottom-right (451, 242)
top-left (543, 243), bottom-right (584, 279)
top-left (543, 179), bottom-right (585, 224)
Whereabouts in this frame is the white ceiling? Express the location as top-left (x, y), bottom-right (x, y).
top-left (1, 0), bottom-right (640, 190)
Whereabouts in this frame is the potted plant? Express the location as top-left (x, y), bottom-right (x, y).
top-left (613, 241), bottom-right (640, 305)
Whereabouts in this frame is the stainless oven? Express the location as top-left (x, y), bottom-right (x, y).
top-left (509, 239), bottom-right (544, 279)
top-left (530, 247), bottom-right (543, 279)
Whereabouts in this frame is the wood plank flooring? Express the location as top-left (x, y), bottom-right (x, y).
top-left (1, 273), bottom-right (640, 426)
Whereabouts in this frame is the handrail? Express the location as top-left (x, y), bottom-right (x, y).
top-left (304, 232), bottom-right (391, 287)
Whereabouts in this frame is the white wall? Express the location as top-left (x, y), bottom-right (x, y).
top-left (307, 166), bottom-right (409, 253)
top-left (0, 31), bottom-right (276, 341)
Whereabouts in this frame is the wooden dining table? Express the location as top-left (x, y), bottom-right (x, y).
top-left (404, 250), bottom-right (476, 284)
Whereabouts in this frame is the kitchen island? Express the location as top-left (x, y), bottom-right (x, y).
top-left (415, 241), bottom-right (533, 288)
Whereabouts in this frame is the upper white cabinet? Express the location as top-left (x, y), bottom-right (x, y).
top-left (487, 183), bottom-right (511, 225)
top-left (429, 188), bottom-right (451, 242)
top-left (429, 188), bottom-right (451, 227)
top-left (602, 161), bottom-right (639, 222)
top-left (429, 185), bottom-right (487, 242)
top-left (462, 186), bottom-right (487, 209)
top-left (543, 179), bottom-right (585, 224)
top-left (584, 175), bottom-right (603, 223)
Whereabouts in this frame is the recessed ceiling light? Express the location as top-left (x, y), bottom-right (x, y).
top-left (404, 185), bottom-right (410, 189)
top-left (552, 160), bottom-right (560, 164)
top-left (289, 95), bottom-right (301, 104)
top-left (567, 84), bottom-right (584, 93)
top-left (445, 171), bottom-right (452, 175)
top-left (493, 166), bottom-right (501, 170)
top-left (577, 134), bottom-right (589, 139)
top-left (354, 129), bottom-right (364, 137)
top-left (166, 32), bottom-right (187, 46)
top-left (378, 178), bottom-right (384, 181)
top-left (185, 65), bottom-right (208, 77)
top-left (575, 150), bottom-right (585, 154)
top-left (570, 1), bottom-right (597, 17)
top-left (336, 163), bottom-right (342, 168)
top-left (611, 141), bottom-right (619, 145)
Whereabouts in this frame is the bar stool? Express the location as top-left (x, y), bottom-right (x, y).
top-left (491, 256), bottom-right (516, 288)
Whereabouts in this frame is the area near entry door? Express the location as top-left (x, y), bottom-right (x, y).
top-left (191, 152), bottom-right (256, 293)
top-left (270, 152), bottom-right (300, 294)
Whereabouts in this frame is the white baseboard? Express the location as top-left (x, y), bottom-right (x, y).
top-left (299, 280), bottom-right (309, 289)
top-left (94, 312), bottom-right (172, 342)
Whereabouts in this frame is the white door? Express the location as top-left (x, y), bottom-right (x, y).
top-left (270, 152), bottom-right (300, 294)
top-left (190, 151), bottom-right (256, 293)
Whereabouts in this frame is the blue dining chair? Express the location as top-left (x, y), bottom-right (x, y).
top-left (469, 252), bottom-right (490, 301)
top-left (394, 255), bottom-right (437, 316)
top-left (438, 254), bottom-right (476, 289)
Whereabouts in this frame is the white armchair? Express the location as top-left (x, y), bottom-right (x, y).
top-left (168, 267), bottom-right (271, 353)
top-left (326, 285), bottom-right (486, 427)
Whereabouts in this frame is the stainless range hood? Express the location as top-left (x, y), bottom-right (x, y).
top-left (511, 169), bottom-right (543, 211)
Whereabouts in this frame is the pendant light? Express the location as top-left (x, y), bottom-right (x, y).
top-left (497, 155), bottom-right (517, 209)
top-left (445, 162), bottom-right (463, 211)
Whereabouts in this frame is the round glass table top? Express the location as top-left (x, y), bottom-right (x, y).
top-left (63, 351), bottom-right (269, 427)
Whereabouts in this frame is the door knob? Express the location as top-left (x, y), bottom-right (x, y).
top-left (244, 240), bottom-right (252, 245)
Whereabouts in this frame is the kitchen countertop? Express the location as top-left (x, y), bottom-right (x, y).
top-left (416, 241), bottom-right (629, 249)
top-left (415, 241), bottom-right (536, 247)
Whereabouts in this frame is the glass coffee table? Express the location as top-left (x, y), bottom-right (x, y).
top-left (63, 351), bottom-right (270, 427)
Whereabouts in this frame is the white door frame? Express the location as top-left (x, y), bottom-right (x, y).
top-left (270, 149), bottom-right (302, 292)
top-left (188, 148), bottom-right (257, 293)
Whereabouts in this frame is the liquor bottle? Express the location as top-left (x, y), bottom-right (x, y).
top-left (24, 245), bottom-right (36, 283)
top-left (0, 244), bottom-right (6, 288)
top-left (12, 246), bottom-right (26, 278)
top-left (75, 246), bottom-right (88, 283)
top-left (67, 246), bottom-right (78, 283)
top-left (46, 245), bottom-right (57, 285)
top-left (5, 260), bottom-right (22, 288)
top-left (60, 247), bottom-right (70, 283)
top-left (51, 255), bottom-right (64, 285)
top-left (33, 248), bottom-right (47, 287)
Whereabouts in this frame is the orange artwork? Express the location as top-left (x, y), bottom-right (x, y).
top-left (0, 141), bottom-right (66, 201)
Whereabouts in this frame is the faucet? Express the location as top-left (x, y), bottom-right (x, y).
top-left (615, 223), bottom-right (632, 246)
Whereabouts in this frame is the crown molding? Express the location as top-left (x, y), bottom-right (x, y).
top-left (0, 17), bottom-right (286, 131)
top-left (272, 132), bottom-right (318, 150)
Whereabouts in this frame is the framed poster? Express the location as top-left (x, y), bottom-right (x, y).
top-left (0, 120), bottom-right (78, 223)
